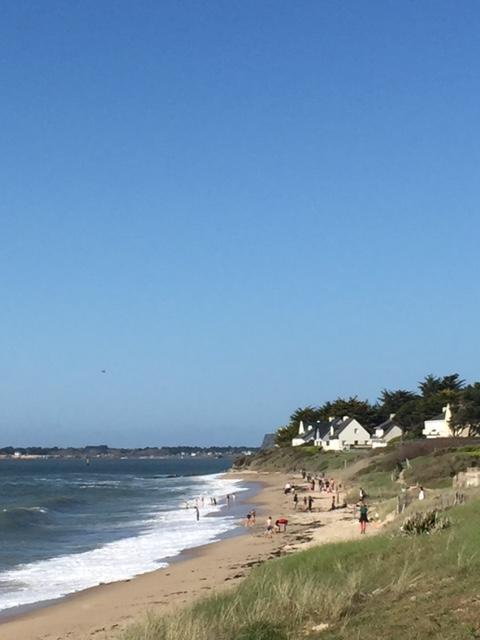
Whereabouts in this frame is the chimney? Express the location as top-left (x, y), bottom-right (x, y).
top-left (328, 416), bottom-right (335, 423)
top-left (298, 420), bottom-right (305, 435)
top-left (444, 404), bottom-right (452, 423)
top-left (343, 415), bottom-right (349, 421)
top-left (330, 425), bottom-right (334, 436)
top-left (389, 413), bottom-right (396, 420)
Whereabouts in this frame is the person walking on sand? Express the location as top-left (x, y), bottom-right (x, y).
top-left (307, 495), bottom-right (314, 512)
top-left (194, 505), bottom-right (200, 521)
top-left (358, 500), bottom-right (368, 534)
top-left (251, 510), bottom-right (256, 525)
top-left (265, 516), bottom-right (274, 537)
top-left (293, 492), bottom-right (298, 510)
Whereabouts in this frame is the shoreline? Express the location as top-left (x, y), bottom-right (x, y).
top-left (0, 470), bottom-right (372, 640)
top-left (0, 472), bottom-right (268, 639)
top-left (0, 475), bottom-right (262, 624)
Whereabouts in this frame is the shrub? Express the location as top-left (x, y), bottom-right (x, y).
top-left (400, 510), bottom-right (450, 535)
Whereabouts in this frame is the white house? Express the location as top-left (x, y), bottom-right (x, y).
top-left (292, 416), bottom-right (371, 450)
top-left (422, 404), bottom-right (471, 438)
top-left (423, 404), bottom-right (453, 438)
top-left (371, 414), bottom-right (403, 448)
top-left (321, 417), bottom-right (371, 451)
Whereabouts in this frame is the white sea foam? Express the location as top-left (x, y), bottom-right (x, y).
top-left (0, 474), bottom-right (247, 612)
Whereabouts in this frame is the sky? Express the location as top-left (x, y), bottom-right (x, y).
top-left (1, 1), bottom-right (479, 447)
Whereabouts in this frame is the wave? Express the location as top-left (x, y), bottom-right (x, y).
top-left (0, 475), bottom-right (247, 612)
top-left (44, 495), bottom-right (84, 511)
top-left (0, 507), bottom-right (52, 530)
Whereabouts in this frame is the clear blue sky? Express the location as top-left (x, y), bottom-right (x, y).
top-left (1, 1), bottom-right (479, 447)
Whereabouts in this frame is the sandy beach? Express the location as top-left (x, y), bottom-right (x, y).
top-left (0, 470), bottom-right (372, 640)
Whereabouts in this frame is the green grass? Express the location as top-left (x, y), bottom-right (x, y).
top-left (348, 469), bottom-right (399, 500)
top-left (403, 449), bottom-right (480, 489)
top-left (122, 498), bottom-right (480, 640)
top-left (236, 447), bottom-right (368, 474)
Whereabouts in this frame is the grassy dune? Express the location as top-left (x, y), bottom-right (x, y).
top-left (122, 497), bottom-right (480, 640)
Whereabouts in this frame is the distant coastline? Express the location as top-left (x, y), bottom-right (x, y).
top-left (0, 445), bottom-right (257, 461)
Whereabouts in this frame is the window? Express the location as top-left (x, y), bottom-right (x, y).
top-left (354, 428), bottom-right (358, 434)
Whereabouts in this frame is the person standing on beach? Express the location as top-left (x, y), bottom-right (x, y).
top-left (307, 495), bottom-right (314, 512)
top-left (293, 492), bottom-right (298, 510)
top-left (265, 516), bottom-right (274, 537)
top-left (358, 501), bottom-right (368, 534)
top-left (194, 505), bottom-right (200, 521)
top-left (418, 486), bottom-right (425, 501)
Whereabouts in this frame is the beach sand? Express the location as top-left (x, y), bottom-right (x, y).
top-left (0, 470), bottom-right (376, 640)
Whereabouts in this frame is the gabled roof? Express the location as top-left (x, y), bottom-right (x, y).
top-left (313, 422), bottom-right (331, 440)
top-left (375, 417), bottom-right (401, 436)
top-left (295, 421), bottom-right (332, 443)
top-left (376, 417), bottom-right (394, 430)
top-left (331, 417), bottom-right (355, 438)
top-left (294, 430), bottom-right (316, 443)
top-left (428, 413), bottom-right (446, 422)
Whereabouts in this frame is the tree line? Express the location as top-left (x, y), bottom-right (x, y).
top-left (275, 373), bottom-right (480, 446)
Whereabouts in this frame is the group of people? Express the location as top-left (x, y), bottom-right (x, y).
top-left (183, 472), bottom-right (429, 536)
top-left (264, 516), bottom-right (288, 537)
top-left (301, 470), bottom-right (342, 494)
top-left (184, 494), bottom-right (219, 510)
top-left (185, 492), bottom-right (237, 521)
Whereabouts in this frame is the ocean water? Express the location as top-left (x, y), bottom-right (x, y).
top-left (0, 457), bottom-right (247, 613)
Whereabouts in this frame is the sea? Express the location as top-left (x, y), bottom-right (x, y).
top-left (0, 457), bottom-right (250, 614)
